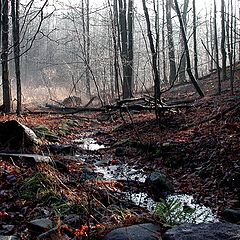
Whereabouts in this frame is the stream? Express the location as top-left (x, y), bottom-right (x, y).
top-left (74, 136), bottom-right (217, 224)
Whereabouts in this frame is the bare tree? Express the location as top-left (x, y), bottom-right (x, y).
top-left (142, 0), bottom-right (161, 119)
top-left (174, 0), bottom-right (204, 97)
top-left (221, 0), bottom-right (227, 82)
top-left (11, 0), bottom-right (21, 114)
top-left (118, 0), bottom-right (134, 99)
top-left (166, 0), bottom-right (176, 83)
top-left (214, 0), bottom-right (221, 94)
top-left (193, 0), bottom-right (198, 80)
top-left (1, 0), bottom-right (11, 113)
top-left (82, 0), bottom-right (91, 97)
top-left (179, 0), bottom-right (189, 82)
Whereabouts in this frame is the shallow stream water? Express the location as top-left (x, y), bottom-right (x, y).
top-left (76, 137), bottom-right (217, 224)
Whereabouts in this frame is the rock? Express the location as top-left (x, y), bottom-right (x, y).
top-left (50, 160), bottom-right (69, 173)
top-left (163, 222), bottom-right (240, 240)
top-left (104, 223), bottom-right (161, 240)
top-left (2, 225), bottom-right (14, 234)
top-left (223, 208), bottom-right (240, 224)
top-left (63, 214), bottom-right (83, 228)
top-left (0, 153), bottom-right (51, 164)
top-left (37, 227), bottom-right (71, 240)
top-left (45, 144), bottom-right (75, 155)
top-left (0, 236), bottom-right (19, 240)
top-left (79, 166), bottom-right (97, 182)
top-left (28, 218), bottom-right (53, 233)
top-left (145, 171), bottom-right (174, 201)
top-left (34, 125), bottom-right (59, 142)
top-left (115, 147), bottom-right (125, 157)
top-left (0, 120), bottom-right (40, 150)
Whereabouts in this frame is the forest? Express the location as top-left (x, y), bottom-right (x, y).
top-left (0, 0), bottom-right (239, 239)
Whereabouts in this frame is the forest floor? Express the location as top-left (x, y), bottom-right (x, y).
top-left (0, 73), bottom-right (239, 239)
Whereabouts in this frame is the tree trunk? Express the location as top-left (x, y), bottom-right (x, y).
top-left (82, 0), bottom-right (91, 98)
top-left (193, 0), bottom-right (198, 80)
top-left (221, 0), bottom-right (227, 82)
top-left (11, 0), bottom-right (21, 115)
top-left (113, 0), bottom-right (120, 98)
top-left (166, 0), bottom-right (176, 84)
top-left (161, 0), bottom-right (167, 83)
top-left (174, 0), bottom-right (204, 97)
top-left (1, 0), bottom-right (11, 113)
top-left (125, 0), bottom-right (134, 98)
top-left (179, 0), bottom-right (189, 82)
top-left (214, 0), bottom-right (221, 94)
top-left (119, 0), bottom-right (133, 99)
top-left (142, 0), bottom-right (161, 119)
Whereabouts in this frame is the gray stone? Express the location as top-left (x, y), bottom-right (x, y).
top-left (145, 171), bottom-right (174, 201)
top-left (104, 223), bottom-right (161, 240)
top-left (0, 153), bottom-right (51, 164)
top-left (163, 222), bottom-right (240, 240)
top-left (0, 236), bottom-right (19, 240)
top-left (223, 208), bottom-right (240, 224)
top-left (50, 160), bottom-right (69, 173)
top-left (115, 147), bottom-right (125, 157)
top-left (0, 120), bottom-right (40, 149)
top-left (46, 144), bottom-right (75, 155)
top-left (63, 214), bottom-right (83, 228)
top-left (28, 218), bottom-right (53, 233)
top-left (37, 227), bottom-right (71, 240)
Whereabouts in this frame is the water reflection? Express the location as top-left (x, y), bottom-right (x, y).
top-left (74, 138), bottom-right (105, 151)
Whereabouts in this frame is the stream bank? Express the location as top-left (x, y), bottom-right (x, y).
top-left (0, 91), bottom-right (239, 239)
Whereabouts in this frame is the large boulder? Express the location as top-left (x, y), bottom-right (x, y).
top-left (104, 223), bottom-right (161, 240)
top-left (163, 222), bottom-right (240, 240)
top-left (145, 171), bottom-right (174, 201)
top-left (223, 208), bottom-right (240, 224)
top-left (0, 120), bottom-right (39, 150)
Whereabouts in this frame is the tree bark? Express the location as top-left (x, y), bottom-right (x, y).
top-left (221, 0), bottom-right (227, 82)
top-left (166, 0), bottom-right (176, 84)
top-left (161, 0), bottom-right (167, 83)
top-left (1, 0), bottom-right (11, 113)
top-left (179, 0), bottom-right (189, 82)
top-left (142, 0), bottom-right (161, 119)
top-left (11, 0), bottom-right (22, 115)
top-left (119, 0), bottom-right (133, 99)
top-left (193, 0), bottom-right (198, 80)
top-left (214, 0), bottom-right (221, 94)
top-left (174, 0), bottom-right (204, 97)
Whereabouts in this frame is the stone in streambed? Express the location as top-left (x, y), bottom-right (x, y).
top-left (223, 208), bottom-right (240, 224)
top-left (104, 223), bottom-right (161, 240)
top-left (163, 222), bottom-right (240, 240)
top-left (145, 171), bottom-right (174, 201)
top-left (28, 218), bottom-right (53, 233)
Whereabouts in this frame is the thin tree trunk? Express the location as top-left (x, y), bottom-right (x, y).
top-left (2, 0), bottom-right (11, 113)
top-left (113, 0), bottom-right (120, 98)
top-left (166, 0), bottom-right (176, 83)
top-left (86, 0), bottom-right (91, 97)
top-left (174, 0), bottom-right (204, 97)
top-left (82, 0), bottom-right (91, 98)
top-left (11, 0), bottom-right (21, 115)
top-left (142, 0), bottom-right (161, 119)
top-left (205, 9), bottom-right (210, 72)
top-left (214, 0), bottom-right (221, 94)
top-left (221, 0), bottom-right (227, 82)
top-left (193, 0), bottom-right (198, 80)
top-left (162, 0), bottom-right (167, 83)
top-left (126, 0), bottom-right (134, 98)
top-left (179, 0), bottom-right (189, 82)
